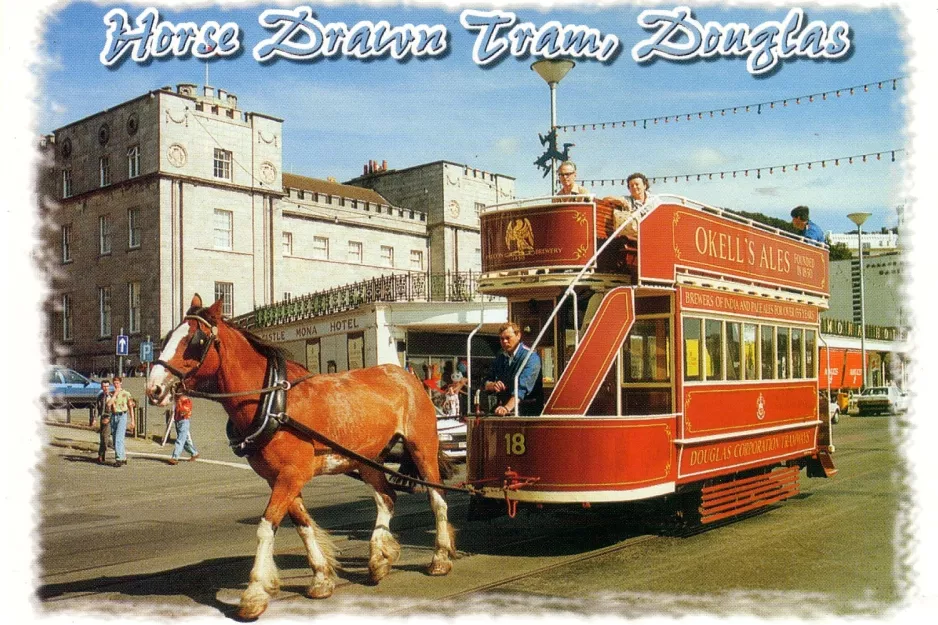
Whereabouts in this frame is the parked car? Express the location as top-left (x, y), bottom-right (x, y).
top-left (819, 390), bottom-right (840, 424)
top-left (44, 366), bottom-right (101, 408)
top-left (856, 386), bottom-right (909, 415)
top-left (436, 416), bottom-right (468, 460)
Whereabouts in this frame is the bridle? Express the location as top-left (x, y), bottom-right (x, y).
top-left (153, 313), bottom-right (218, 394)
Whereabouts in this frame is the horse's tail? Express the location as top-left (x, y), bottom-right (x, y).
top-left (393, 448), bottom-right (455, 490)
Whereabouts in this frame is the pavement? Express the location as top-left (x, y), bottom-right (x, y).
top-left (43, 376), bottom-right (250, 468)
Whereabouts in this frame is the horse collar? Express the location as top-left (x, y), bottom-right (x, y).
top-left (227, 353), bottom-right (288, 457)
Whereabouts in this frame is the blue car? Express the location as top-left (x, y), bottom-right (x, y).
top-left (44, 366), bottom-right (101, 408)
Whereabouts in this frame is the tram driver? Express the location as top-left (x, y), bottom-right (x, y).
top-left (483, 322), bottom-right (544, 416)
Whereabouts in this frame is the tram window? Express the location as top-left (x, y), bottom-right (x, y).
top-left (726, 322), bottom-right (742, 381)
top-left (791, 328), bottom-right (804, 378)
top-left (683, 317), bottom-right (702, 381)
top-left (805, 330), bottom-right (817, 378)
top-left (705, 319), bottom-right (723, 380)
top-left (761, 325), bottom-right (775, 379)
top-left (623, 318), bottom-right (671, 383)
top-left (777, 327), bottom-right (791, 379)
top-left (743, 324), bottom-right (758, 380)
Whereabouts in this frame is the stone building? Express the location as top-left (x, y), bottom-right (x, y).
top-left (346, 160), bottom-right (515, 275)
top-left (41, 83), bottom-right (514, 373)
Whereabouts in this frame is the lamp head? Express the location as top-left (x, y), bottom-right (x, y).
top-left (847, 212), bottom-right (872, 228)
top-left (531, 59), bottom-right (575, 85)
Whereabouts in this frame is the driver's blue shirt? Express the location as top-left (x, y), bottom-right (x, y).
top-left (485, 343), bottom-right (543, 414)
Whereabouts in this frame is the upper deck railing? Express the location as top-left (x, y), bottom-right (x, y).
top-left (234, 271), bottom-right (501, 330)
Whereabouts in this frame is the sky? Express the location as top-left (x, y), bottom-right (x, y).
top-left (32, 1), bottom-right (909, 234)
top-left (5, 1), bottom-right (938, 623)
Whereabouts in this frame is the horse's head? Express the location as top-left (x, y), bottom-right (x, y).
top-left (146, 293), bottom-right (223, 406)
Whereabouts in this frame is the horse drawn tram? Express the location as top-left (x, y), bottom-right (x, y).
top-left (465, 194), bottom-right (837, 523)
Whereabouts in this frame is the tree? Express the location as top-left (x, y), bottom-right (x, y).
top-left (729, 209), bottom-right (799, 235)
top-left (828, 241), bottom-right (853, 260)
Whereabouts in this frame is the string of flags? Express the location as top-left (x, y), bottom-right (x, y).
top-left (579, 149), bottom-right (905, 188)
top-left (557, 76), bottom-right (904, 134)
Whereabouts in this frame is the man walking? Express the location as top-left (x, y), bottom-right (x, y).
top-left (167, 393), bottom-right (200, 465)
top-left (106, 377), bottom-right (135, 467)
top-left (95, 380), bottom-right (113, 465)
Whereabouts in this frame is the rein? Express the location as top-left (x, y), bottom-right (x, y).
top-left (159, 314), bottom-right (473, 495)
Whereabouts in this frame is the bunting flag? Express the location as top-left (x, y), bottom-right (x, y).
top-left (579, 149), bottom-right (904, 188)
top-left (559, 76), bottom-right (904, 134)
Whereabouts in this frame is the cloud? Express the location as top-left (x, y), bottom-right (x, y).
top-left (754, 187), bottom-right (781, 197)
top-left (495, 137), bottom-right (520, 155)
top-left (690, 147), bottom-right (728, 169)
top-left (49, 101), bottom-right (65, 114)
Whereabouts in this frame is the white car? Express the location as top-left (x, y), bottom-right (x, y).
top-left (856, 386), bottom-right (909, 415)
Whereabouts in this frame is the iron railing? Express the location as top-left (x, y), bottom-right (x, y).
top-left (235, 271), bottom-right (500, 329)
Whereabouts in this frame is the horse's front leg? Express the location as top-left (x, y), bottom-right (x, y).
top-left (288, 495), bottom-right (338, 599)
top-left (237, 477), bottom-right (302, 620)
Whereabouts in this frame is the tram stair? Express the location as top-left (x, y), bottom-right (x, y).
top-left (698, 466), bottom-right (800, 524)
top-left (543, 286), bottom-right (635, 415)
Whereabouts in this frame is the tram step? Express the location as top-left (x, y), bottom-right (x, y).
top-left (816, 450), bottom-right (838, 477)
top-left (699, 466), bottom-right (800, 524)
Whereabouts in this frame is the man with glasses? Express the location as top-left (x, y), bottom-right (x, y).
top-left (557, 160), bottom-right (590, 196)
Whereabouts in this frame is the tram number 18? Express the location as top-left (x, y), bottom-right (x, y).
top-left (504, 432), bottom-right (526, 456)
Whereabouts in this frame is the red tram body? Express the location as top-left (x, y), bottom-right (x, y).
top-left (466, 195), bottom-right (836, 521)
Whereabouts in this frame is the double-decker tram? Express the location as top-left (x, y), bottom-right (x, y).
top-left (465, 194), bottom-right (837, 522)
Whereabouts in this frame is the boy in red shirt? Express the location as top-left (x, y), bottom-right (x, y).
top-left (167, 394), bottom-right (200, 465)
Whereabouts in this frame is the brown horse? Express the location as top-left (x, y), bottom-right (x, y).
top-left (145, 295), bottom-right (455, 619)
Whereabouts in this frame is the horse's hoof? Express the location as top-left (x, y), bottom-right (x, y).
top-left (307, 578), bottom-right (335, 599)
top-left (427, 557), bottom-right (452, 576)
top-left (369, 556), bottom-right (392, 583)
top-left (238, 584), bottom-right (271, 619)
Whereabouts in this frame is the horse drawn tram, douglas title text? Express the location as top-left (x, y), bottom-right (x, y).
top-left (99, 5), bottom-right (854, 76)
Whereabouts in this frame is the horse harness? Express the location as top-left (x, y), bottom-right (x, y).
top-left (160, 312), bottom-right (471, 494)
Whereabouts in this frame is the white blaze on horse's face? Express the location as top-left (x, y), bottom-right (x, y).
top-left (146, 322), bottom-right (192, 406)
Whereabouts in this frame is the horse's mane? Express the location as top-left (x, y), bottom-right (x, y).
top-left (225, 317), bottom-right (309, 370)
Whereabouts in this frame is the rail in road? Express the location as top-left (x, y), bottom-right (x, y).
top-left (37, 412), bottom-right (905, 619)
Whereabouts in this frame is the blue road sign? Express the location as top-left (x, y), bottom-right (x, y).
top-left (116, 334), bottom-right (129, 356)
top-left (140, 341), bottom-right (154, 363)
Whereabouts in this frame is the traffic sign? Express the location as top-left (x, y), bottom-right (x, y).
top-left (140, 341), bottom-right (154, 363)
top-left (116, 334), bottom-right (129, 356)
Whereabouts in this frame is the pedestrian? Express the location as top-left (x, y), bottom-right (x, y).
top-left (95, 379), bottom-right (113, 465)
top-left (167, 393), bottom-right (200, 465)
top-left (105, 376), bottom-right (135, 467)
top-left (790, 205), bottom-right (826, 244)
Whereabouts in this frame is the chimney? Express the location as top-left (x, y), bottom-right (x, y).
top-left (227, 93), bottom-right (238, 108)
top-left (203, 85), bottom-right (214, 98)
top-left (177, 83), bottom-right (197, 97)
top-left (363, 163), bottom-right (369, 175)
top-left (382, 160), bottom-right (387, 171)
top-left (217, 89), bottom-right (228, 102)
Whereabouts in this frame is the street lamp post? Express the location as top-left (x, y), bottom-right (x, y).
top-left (531, 59), bottom-right (575, 194)
top-left (847, 212), bottom-right (872, 388)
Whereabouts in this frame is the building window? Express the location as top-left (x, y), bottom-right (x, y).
top-left (61, 294), bottom-right (72, 341)
top-left (99, 286), bottom-right (111, 337)
top-left (282, 231), bottom-right (293, 256)
top-left (213, 209), bottom-right (233, 250)
top-left (99, 215), bottom-right (111, 255)
top-left (128, 207), bottom-right (141, 249)
top-left (127, 146), bottom-right (140, 178)
top-left (62, 168), bottom-right (72, 198)
top-left (313, 236), bottom-right (329, 259)
top-left (297, 190), bottom-right (304, 200)
top-left (213, 148), bottom-right (232, 180)
top-left (348, 240), bottom-right (362, 263)
top-left (99, 156), bottom-right (111, 186)
top-left (128, 282), bottom-right (141, 333)
top-left (410, 249), bottom-right (424, 271)
top-left (61, 224), bottom-right (72, 263)
top-left (380, 245), bottom-right (394, 267)
top-left (214, 282), bottom-right (234, 317)
top-left (475, 201), bottom-right (485, 216)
